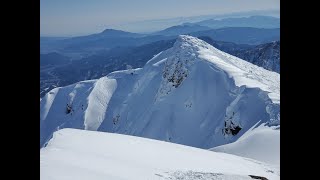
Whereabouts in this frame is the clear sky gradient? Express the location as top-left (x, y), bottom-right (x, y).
top-left (40, 0), bottom-right (279, 36)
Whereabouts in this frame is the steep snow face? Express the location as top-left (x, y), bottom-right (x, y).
top-left (40, 35), bottom-right (280, 149)
top-left (40, 128), bottom-right (280, 180)
top-left (84, 77), bottom-right (117, 130)
top-left (40, 78), bottom-right (116, 147)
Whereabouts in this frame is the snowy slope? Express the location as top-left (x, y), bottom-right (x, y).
top-left (210, 122), bottom-right (280, 166)
top-left (40, 78), bottom-right (116, 147)
top-left (40, 128), bottom-right (280, 180)
top-left (40, 35), bottom-right (280, 150)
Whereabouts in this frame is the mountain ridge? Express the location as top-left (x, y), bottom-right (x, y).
top-left (40, 35), bottom-right (280, 150)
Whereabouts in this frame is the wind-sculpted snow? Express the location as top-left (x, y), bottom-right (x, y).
top-left (84, 77), bottom-right (117, 130)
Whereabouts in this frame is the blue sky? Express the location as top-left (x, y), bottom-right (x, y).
top-left (40, 0), bottom-right (279, 36)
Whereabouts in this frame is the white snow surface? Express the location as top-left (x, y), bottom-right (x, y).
top-left (210, 123), bottom-right (280, 166)
top-left (40, 128), bottom-right (279, 180)
top-left (193, 37), bottom-right (280, 104)
top-left (84, 77), bottom-right (117, 130)
top-left (40, 35), bottom-right (280, 151)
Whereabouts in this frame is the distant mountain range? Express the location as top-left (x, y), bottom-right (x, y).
top-left (189, 15), bottom-right (280, 29)
top-left (41, 28), bottom-right (279, 59)
top-left (40, 16), bottom-right (279, 56)
top-left (189, 27), bottom-right (279, 45)
top-left (109, 10), bottom-right (279, 32)
top-left (152, 24), bottom-right (212, 36)
top-left (40, 31), bottom-right (171, 59)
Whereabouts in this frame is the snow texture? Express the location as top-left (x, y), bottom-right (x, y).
top-left (40, 128), bottom-right (279, 180)
top-left (211, 122), bottom-right (280, 166)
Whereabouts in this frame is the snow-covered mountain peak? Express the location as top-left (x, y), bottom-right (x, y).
top-left (173, 35), bottom-right (208, 50)
top-left (151, 35), bottom-right (279, 103)
top-left (41, 35), bottom-right (280, 151)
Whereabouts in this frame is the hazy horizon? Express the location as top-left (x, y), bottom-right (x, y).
top-left (40, 10), bottom-right (280, 37)
top-left (41, 0), bottom-right (279, 37)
